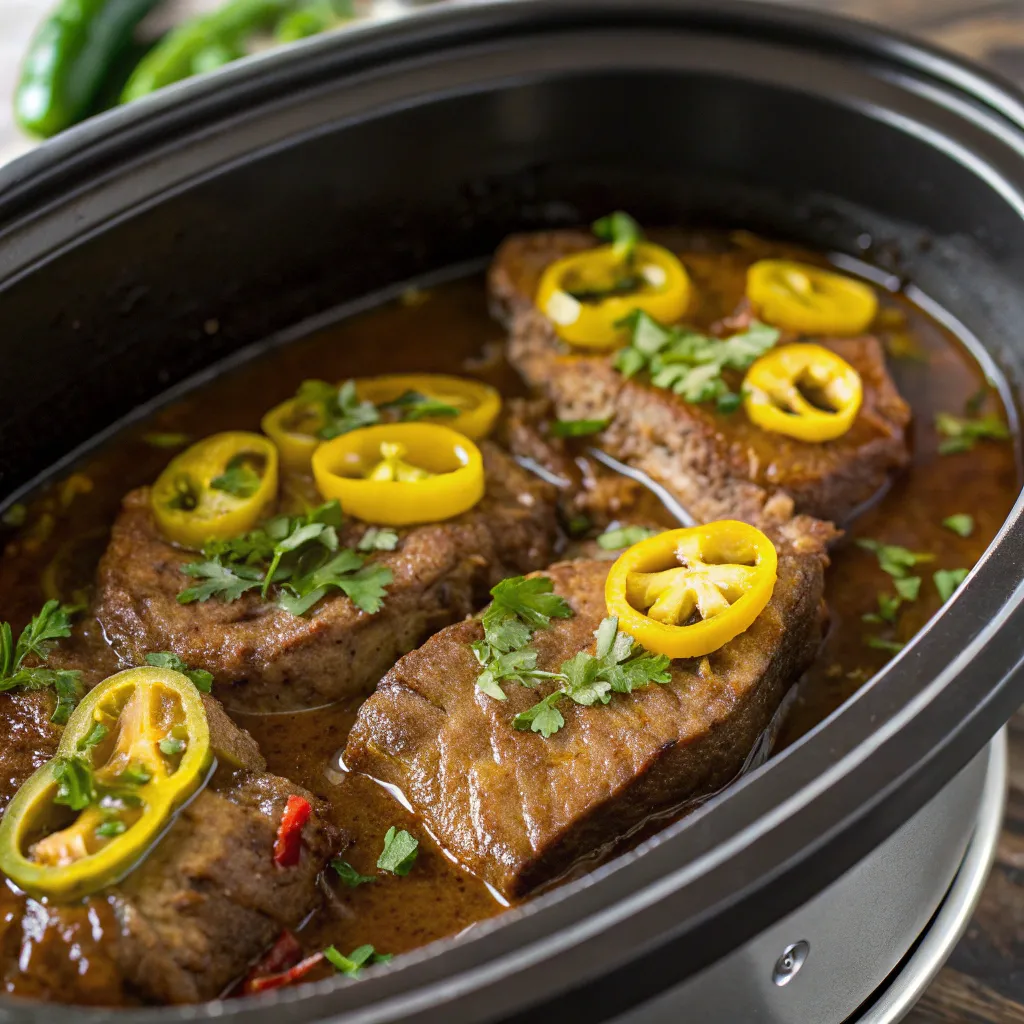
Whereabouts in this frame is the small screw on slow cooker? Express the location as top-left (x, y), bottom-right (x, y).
top-left (772, 941), bottom-right (810, 987)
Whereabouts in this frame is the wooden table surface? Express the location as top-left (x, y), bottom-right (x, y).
top-left (3, 0), bottom-right (1024, 1021)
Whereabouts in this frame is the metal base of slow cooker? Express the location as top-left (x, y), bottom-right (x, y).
top-left (614, 730), bottom-right (1007, 1024)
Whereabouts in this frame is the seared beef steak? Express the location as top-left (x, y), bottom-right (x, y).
top-left (489, 230), bottom-right (910, 526)
top-left (2, 696), bottom-right (337, 1004)
top-left (93, 443), bottom-right (558, 711)
top-left (344, 541), bottom-right (826, 899)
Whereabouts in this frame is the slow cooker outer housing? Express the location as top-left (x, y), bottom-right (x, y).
top-left (2, 1), bottom-right (1024, 1021)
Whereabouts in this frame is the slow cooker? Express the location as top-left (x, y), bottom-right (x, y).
top-left (1, 1), bottom-right (1022, 1020)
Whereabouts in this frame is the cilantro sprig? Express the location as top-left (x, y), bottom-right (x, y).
top-left (513, 616), bottom-right (672, 738)
top-left (614, 312), bottom-right (779, 412)
top-left (0, 600), bottom-right (83, 724)
top-left (178, 500), bottom-right (393, 617)
top-left (144, 651), bottom-right (213, 693)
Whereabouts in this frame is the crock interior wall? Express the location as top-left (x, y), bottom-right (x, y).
top-left (2, 68), bottom-right (1024, 503)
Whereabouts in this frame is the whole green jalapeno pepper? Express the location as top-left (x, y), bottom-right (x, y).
top-left (15, 0), bottom-right (162, 138)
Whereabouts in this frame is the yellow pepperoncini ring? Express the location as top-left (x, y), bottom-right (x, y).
top-left (151, 432), bottom-right (278, 549)
top-left (605, 522), bottom-right (778, 659)
top-left (312, 423), bottom-right (484, 526)
top-left (746, 259), bottom-right (878, 336)
top-left (261, 375), bottom-right (502, 474)
top-left (0, 667), bottom-right (211, 901)
top-left (742, 343), bottom-right (863, 443)
top-left (536, 242), bottom-right (691, 350)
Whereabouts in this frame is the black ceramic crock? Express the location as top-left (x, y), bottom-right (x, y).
top-left (2, 1), bottom-right (1024, 1021)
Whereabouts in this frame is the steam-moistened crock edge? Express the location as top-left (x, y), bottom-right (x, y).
top-left (2, 1), bottom-right (1024, 1021)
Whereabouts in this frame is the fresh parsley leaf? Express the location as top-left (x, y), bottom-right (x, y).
top-left (52, 756), bottom-right (95, 811)
top-left (177, 560), bottom-right (263, 604)
top-left (894, 576), bottom-right (921, 602)
top-left (592, 211), bottom-right (643, 262)
top-left (49, 671), bottom-right (85, 725)
top-left (210, 453), bottom-right (263, 498)
top-left (323, 944), bottom-right (389, 978)
top-left (376, 826), bottom-right (419, 876)
top-left (119, 765), bottom-right (152, 786)
top-left (513, 617), bottom-right (671, 738)
top-left (358, 527), bottom-right (399, 552)
top-left (278, 557), bottom-right (393, 617)
top-left (378, 390), bottom-right (459, 422)
top-left (942, 514), bottom-right (974, 538)
top-left (513, 691), bottom-right (565, 738)
top-left (485, 576), bottom-right (573, 633)
top-left (856, 539), bottom-right (934, 579)
top-left (144, 651), bottom-right (213, 693)
top-left (159, 736), bottom-right (186, 756)
top-left (14, 600), bottom-right (74, 668)
top-left (614, 311), bottom-right (778, 409)
top-left (95, 820), bottom-right (127, 839)
top-left (77, 722), bottom-right (109, 752)
top-left (935, 412), bottom-right (1009, 455)
top-left (596, 525), bottom-right (659, 551)
top-left (550, 418), bottom-right (609, 439)
top-left (298, 379), bottom-right (381, 441)
top-left (934, 568), bottom-right (969, 603)
top-left (330, 857), bottom-right (376, 887)
top-left (865, 636), bottom-right (905, 654)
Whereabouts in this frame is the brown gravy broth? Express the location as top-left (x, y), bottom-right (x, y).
top-left (0, 232), bottom-right (1018, 1003)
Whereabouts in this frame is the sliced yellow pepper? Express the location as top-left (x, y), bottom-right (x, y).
top-left (151, 432), bottom-right (278, 549)
top-left (312, 423), bottom-right (484, 526)
top-left (743, 343), bottom-right (863, 443)
top-left (605, 523), bottom-right (777, 659)
top-left (746, 259), bottom-right (878, 336)
top-left (536, 242), bottom-right (690, 350)
top-left (0, 667), bottom-right (211, 901)
top-left (261, 375), bottom-right (501, 474)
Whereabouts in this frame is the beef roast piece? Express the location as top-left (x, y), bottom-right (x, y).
top-left (2, 696), bottom-right (337, 1005)
top-left (344, 538), bottom-right (827, 899)
top-left (93, 442), bottom-right (559, 711)
top-left (489, 230), bottom-right (911, 527)
top-left (0, 691), bottom-right (61, 816)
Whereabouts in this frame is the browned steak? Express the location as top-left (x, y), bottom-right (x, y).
top-left (93, 443), bottom-right (559, 711)
top-left (1, 697), bottom-right (337, 1005)
top-left (344, 541), bottom-right (826, 899)
top-left (489, 230), bottom-right (911, 526)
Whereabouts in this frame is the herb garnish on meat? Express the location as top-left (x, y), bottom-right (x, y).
top-left (376, 827), bottom-right (419, 876)
top-left (178, 500), bottom-right (393, 617)
top-left (0, 600), bottom-right (83, 724)
top-left (614, 312), bottom-right (779, 412)
top-left (144, 651), bottom-right (213, 693)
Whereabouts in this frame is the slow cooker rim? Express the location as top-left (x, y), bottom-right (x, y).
top-left (2, 3), bottom-right (1024, 1022)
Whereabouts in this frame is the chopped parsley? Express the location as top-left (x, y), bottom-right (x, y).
top-left (856, 539), bottom-right (934, 579)
top-left (613, 311), bottom-right (779, 412)
top-left (358, 527), bottom-right (399, 552)
top-left (376, 827), bottom-right (419, 876)
top-left (178, 500), bottom-right (392, 617)
top-left (596, 524), bottom-right (659, 551)
top-left (159, 736), bottom-right (186, 756)
top-left (145, 651), bottom-right (214, 693)
top-left (0, 600), bottom-right (83, 724)
top-left (298, 380), bottom-right (380, 440)
top-left (378, 390), bottom-right (459, 422)
top-left (330, 857), bottom-right (376, 888)
top-left (95, 820), bottom-right (127, 839)
top-left (324, 944), bottom-right (392, 978)
top-left (895, 576), bottom-right (922, 602)
top-left (865, 636), bottom-right (905, 654)
top-left (934, 568), bottom-right (969, 603)
top-left (52, 755), bottom-right (96, 811)
top-left (550, 418), bottom-right (610, 439)
top-left (935, 412), bottom-right (1009, 455)
top-left (942, 514), bottom-right (975, 538)
top-left (210, 453), bottom-right (263, 498)
top-left (77, 722), bottom-right (109, 752)
top-left (592, 210), bottom-right (642, 262)
top-left (472, 576), bottom-right (573, 698)
top-left (513, 616), bottom-right (672, 738)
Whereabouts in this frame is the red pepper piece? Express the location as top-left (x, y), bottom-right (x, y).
top-left (244, 952), bottom-right (325, 994)
top-left (273, 795), bottom-right (311, 868)
top-left (241, 929), bottom-right (304, 994)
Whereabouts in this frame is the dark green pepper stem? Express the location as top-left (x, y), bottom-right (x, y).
top-left (15, 0), bottom-right (163, 138)
top-left (121, 0), bottom-right (295, 103)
